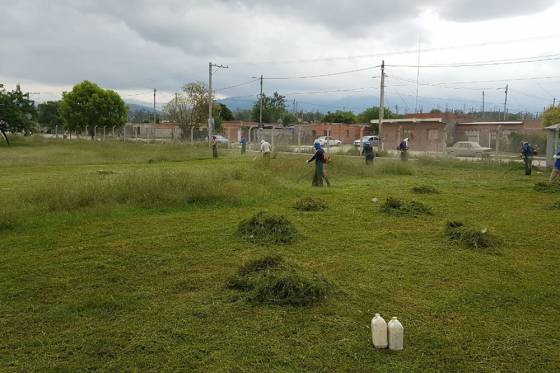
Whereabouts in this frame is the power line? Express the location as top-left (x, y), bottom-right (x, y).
top-left (262, 66), bottom-right (380, 80)
top-left (227, 34), bottom-right (560, 66)
top-left (386, 53), bottom-right (560, 68)
top-left (215, 78), bottom-right (259, 91)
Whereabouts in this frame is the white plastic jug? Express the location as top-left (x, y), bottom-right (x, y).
top-left (388, 317), bottom-right (404, 351)
top-left (371, 313), bottom-right (388, 348)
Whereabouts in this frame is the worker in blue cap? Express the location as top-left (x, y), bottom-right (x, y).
top-left (520, 141), bottom-right (536, 175)
top-left (307, 142), bottom-right (329, 187)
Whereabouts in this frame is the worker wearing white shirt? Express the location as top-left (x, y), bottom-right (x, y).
top-left (260, 139), bottom-right (272, 161)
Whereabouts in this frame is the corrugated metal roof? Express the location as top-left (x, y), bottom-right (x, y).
top-left (457, 121), bottom-right (523, 125)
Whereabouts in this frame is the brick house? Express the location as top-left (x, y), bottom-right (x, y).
top-left (221, 121), bottom-right (371, 145)
top-left (373, 118), bottom-right (448, 152)
top-left (454, 120), bottom-right (544, 151)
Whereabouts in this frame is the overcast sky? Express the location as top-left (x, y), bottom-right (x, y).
top-left (1, 0), bottom-right (560, 113)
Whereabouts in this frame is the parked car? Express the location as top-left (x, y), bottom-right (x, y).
top-left (353, 135), bottom-right (379, 147)
top-left (211, 135), bottom-right (229, 144)
top-left (314, 136), bottom-right (342, 147)
top-left (447, 141), bottom-right (492, 158)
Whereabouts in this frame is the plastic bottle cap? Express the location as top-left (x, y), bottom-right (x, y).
top-left (375, 313), bottom-right (380, 317)
top-left (392, 317), bottom-right (398, 320)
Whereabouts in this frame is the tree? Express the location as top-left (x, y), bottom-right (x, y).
top-left (356, 106), bottom-right (399, 132)
top-left (163, 82), bottom-right (221, 138)
top-left (217, 103), bottom-right (234, 121)
top-left (323, 110), bottom-right (357, 124)
top-left (37, 101), bottom-right (62, 130)
top-left (542, 105), bottom-right (560, 127)
top-left (59, 81), bottom-right (127, 138)
top-left (0, 85), bottom-right (37, 145)
top-left (251, 92), bottom-right (288, 125)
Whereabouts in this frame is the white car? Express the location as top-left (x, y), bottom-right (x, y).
top-left (447, 141), bottom-right (492, 158)
top-left (353, 136), bottom-right (379, 147)
top-left (211, 135), bottom-right (229, 144)
top-left (314, 136), bottom-right (342, 147)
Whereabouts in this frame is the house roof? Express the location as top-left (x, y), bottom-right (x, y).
top-left (457, 121), bottom-right (523, 125)
top-left (370, 118), bottom-right (444, 124)
top-left (545, 124), bottom-right (560, 130)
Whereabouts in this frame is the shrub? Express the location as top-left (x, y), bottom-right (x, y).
top-left (534, 182), bottom-right (560, 193)
top-left (226, 256), bottom-right (333, 307)
top-left (238, 211), bottom-right (298, 244)
top-left (380, 197), bottom-right (432, 217)
top-left (551, 201), bottom-right (560, 210)
top-left (294, 197), bottom-right (328, 211)
top-left (445, 221), bottom-right (495, 249)
top-left (411, 185), bottom-right (440, 194)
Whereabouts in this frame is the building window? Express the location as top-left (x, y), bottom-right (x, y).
top-left (346, 130), bottom-right (350, 137)
top-left (312, 130), bottom-right (316, 137)
top-left (323, 130), bottom-right (328, 136)
top-left (465, 130), bottom-right (480, 144)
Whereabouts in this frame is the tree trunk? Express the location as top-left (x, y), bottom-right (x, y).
top-left (1, 129), bottom-right (10, 146)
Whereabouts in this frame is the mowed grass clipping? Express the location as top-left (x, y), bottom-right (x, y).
top-left (380, 197), bottom-right (433, 217)
top-left (445, 221), bottom-right (497, 250)
top-left (294, 197), bottom-right (328, 211)
top-left (226, 256), bottom-right (334, 306)
top-left (1, 137), bottom-right (560, 372)
top-left (238, 211), bottom-right (298, 244)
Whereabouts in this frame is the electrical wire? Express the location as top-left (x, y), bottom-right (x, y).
top-left (227, 34), bottom-right (560, 65)
top-left (262, 66), bottom-right (380, 80)
top-left (386, 54), bottom-right (560, 68)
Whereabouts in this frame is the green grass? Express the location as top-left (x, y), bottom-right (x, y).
top-left (1, 136), bottom-right (559, 372)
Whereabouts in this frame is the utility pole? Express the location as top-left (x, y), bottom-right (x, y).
top-left (379, 60), bottom-right (386, 150)
top-left (208, 62), bottom-right (229, 142)
top-left (259, 75), bottom-right (264, 128)
top-left (153, 88), bottom-right (157, 124)
top-left (503, 84), bottom-right (509, 121)
top-left (482, 91), bottom-right (485, 119)
top-left (174, 92), bottom-right (179, 123)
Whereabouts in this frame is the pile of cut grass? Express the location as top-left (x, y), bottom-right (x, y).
top-left (226, 256), bottom-right (333, 307)
top-left (380, 197), bottom-right (432, 217)
top-left (238, 211), bottom-right (298, 244)
top-left (411, 185), bottom-right (440, 194)
top-left (534, 182), bottom-right (560, 193)
top-left (294, 197), bottom-right (328, 211)
top-left (445, 221), bottom-right (495, 249)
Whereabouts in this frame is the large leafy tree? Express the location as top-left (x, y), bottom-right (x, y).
top-left (0, 85), bottom-right (37, 145)
top-left (323, 110), bottom-right (357, 124)
top-left (357, 106), bottom-right (399, 132)
top-left (163, 82), bottom-right (223, 138)
top-left (37, 101), bottom-right (62, 130)
top-left (542, 105), bottom-right (560, 127)
top-left (59, 81), bottom-right (127, 138)
top-left (251, 92), bottom-right (289, 125)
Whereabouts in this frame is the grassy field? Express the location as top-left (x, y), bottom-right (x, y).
top-left (1, 137), bottom-right (559, 372)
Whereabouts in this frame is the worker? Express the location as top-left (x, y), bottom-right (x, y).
top-left (240, 136), bottom-right (247, 154)
top-left (211, 136), bottom-right (218, 159)
top-left (398, 138), bottom-right (409, 161)
top-left (307, 142), bottom-right (329, 187)
top-left (550, 149), bottom-right (560, 183)
top-left (520, 141), bottom-right (536, 175)
top-left (362, 140), bottom-right (375, 165)
top-left (260, 139), bottom-right (272, 162)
